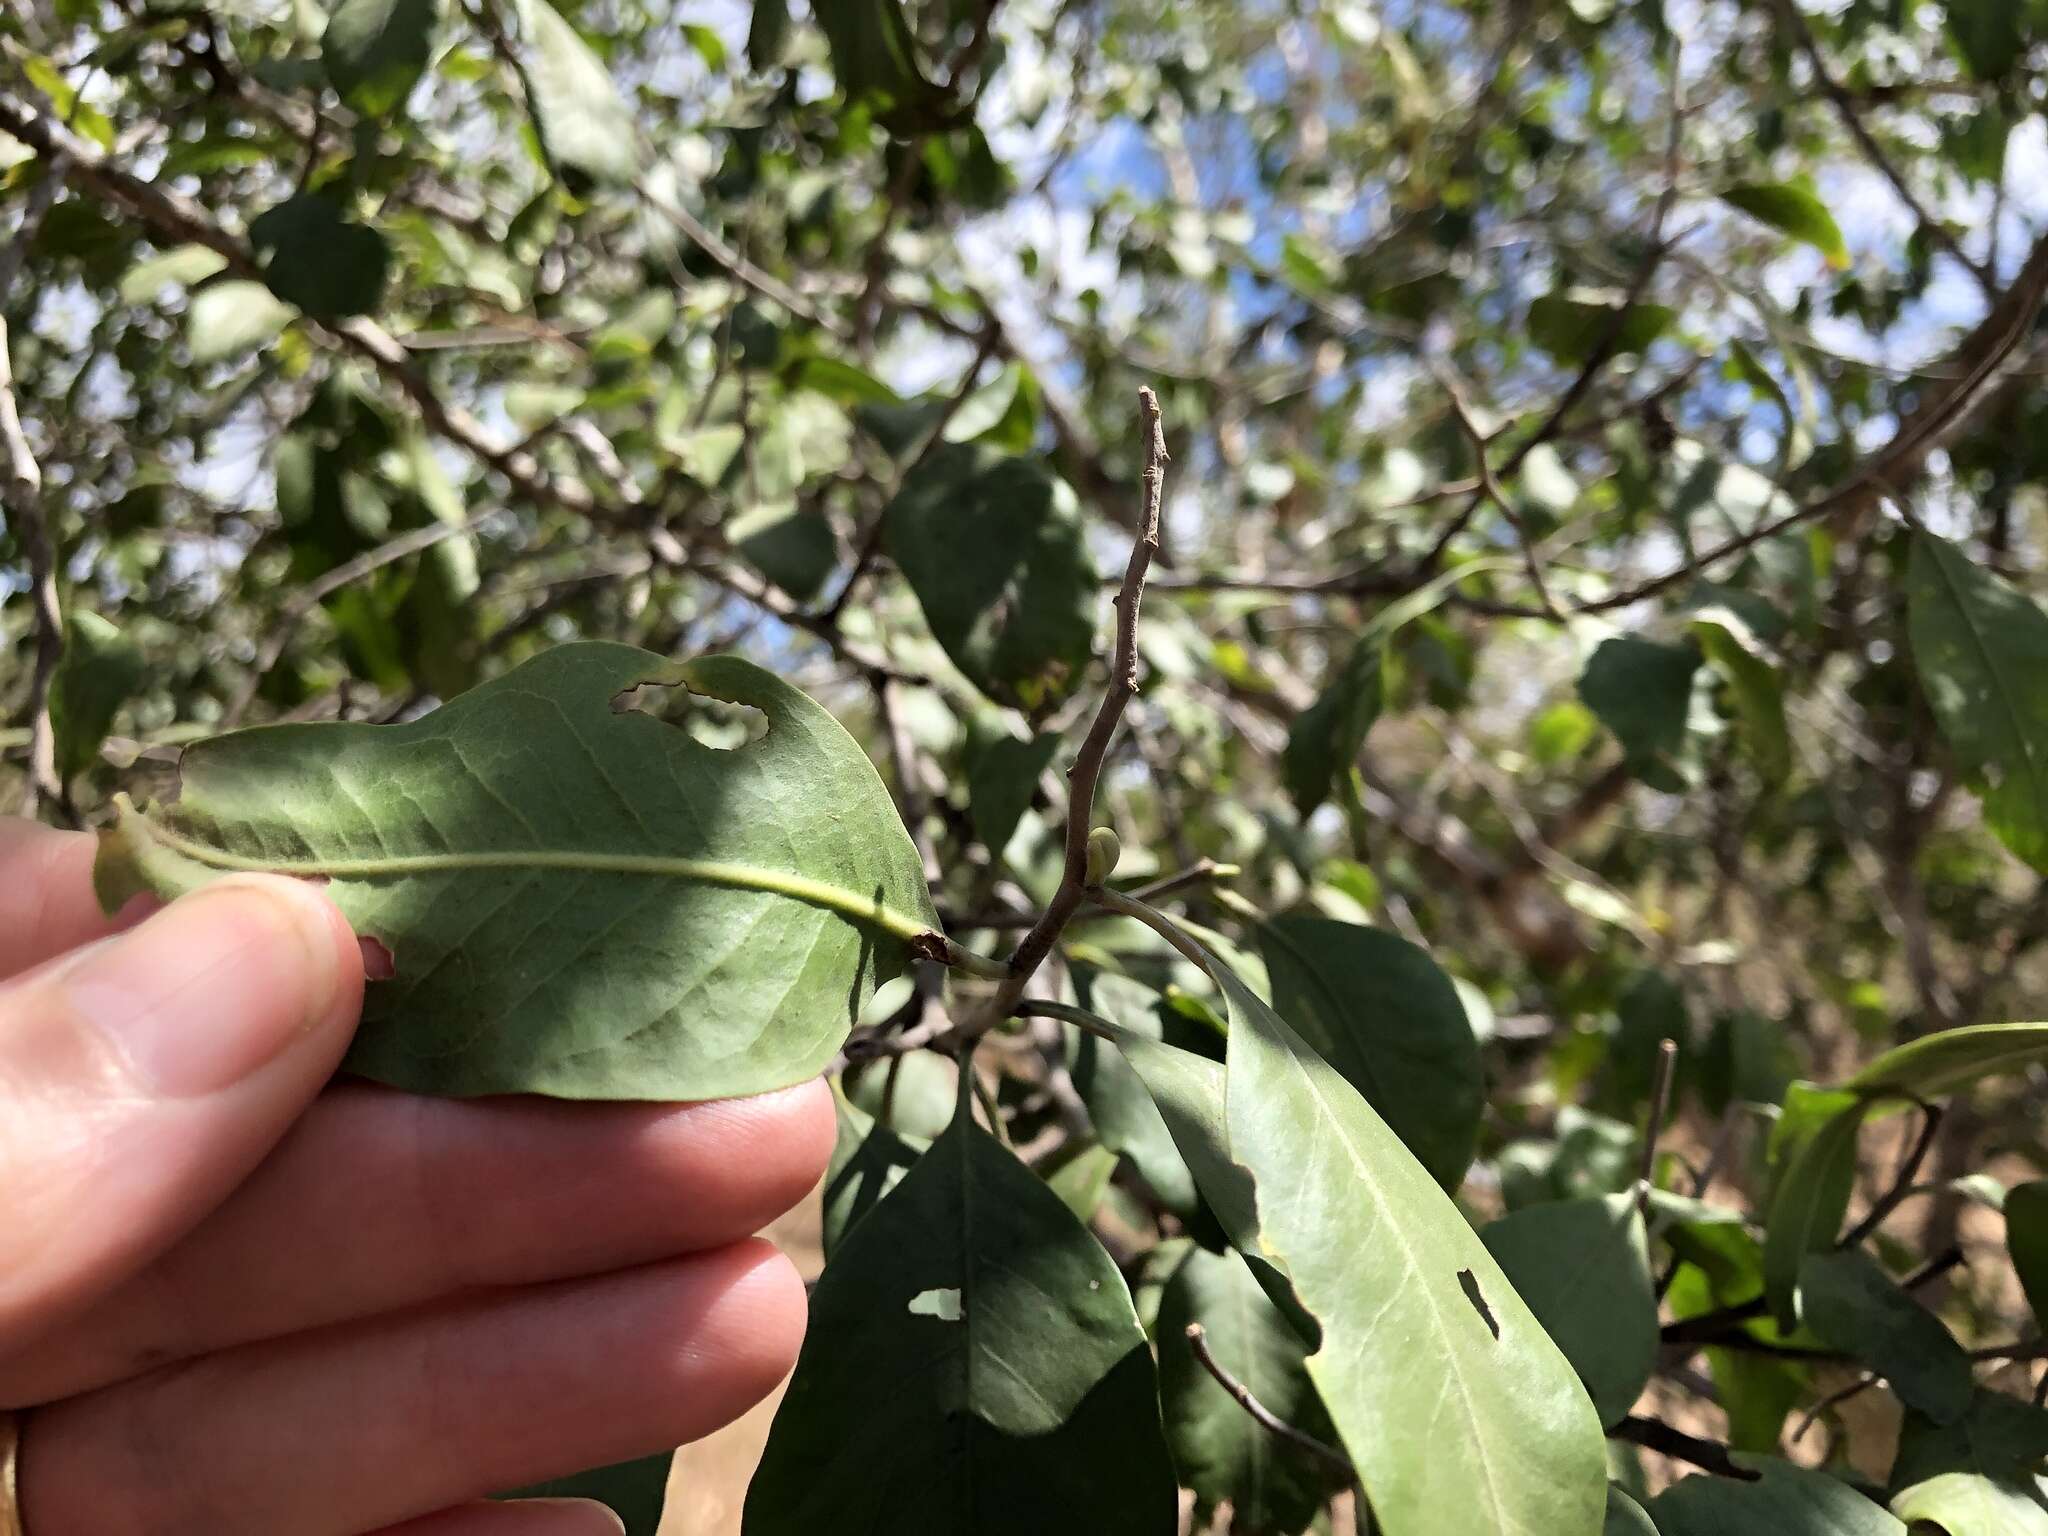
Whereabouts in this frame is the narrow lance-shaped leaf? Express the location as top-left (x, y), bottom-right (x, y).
top-left (2004, 1179), bottom-right (2048, 1328)
top-left (744, 1077), bottom-right (1178, 1533)
top-left (1908, 531), bottom-right (2048, 872)
top-left (1102, 900), bottom-right (1608, 1536)
top-left (1760, 1085), bottom-right (1870, 1330)
top-left (48, 610), bottom-right (142, 784)
top-left (94, 643), bottom-right (940, 1101)
top-left (1719, 183), bottom-right (1850, 269)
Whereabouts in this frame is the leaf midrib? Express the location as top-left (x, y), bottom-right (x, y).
top-left (129, 810), bottom-right (937, 944)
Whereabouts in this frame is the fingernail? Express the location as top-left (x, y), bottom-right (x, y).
top-left (62, 876), bottom-right (346, 1097)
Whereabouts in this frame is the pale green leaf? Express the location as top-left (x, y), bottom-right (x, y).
top-left (1481, 1194), bottom-right (1658, 1428)
top-left (187, 280), bottom-right (293, 360)
top-left (1892, 1471), bottom-right (2048, 1535)
top-left (93, 643), bottom-right (939, 1100)
top-left (511, 0), bottom-right (640, 184)
top-left (120, 244), bottom-right (228, 304)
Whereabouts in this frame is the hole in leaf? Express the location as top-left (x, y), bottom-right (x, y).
top-left (359, 936), bottom-right (397, 980)
top-left (907, 1287), bottom-right (964, 1322)
top-left (1457, 1268), bottom-right (1500, 1340)
top-left (611, 683), bottom-right (769, 751)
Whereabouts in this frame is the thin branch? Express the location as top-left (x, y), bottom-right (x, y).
top-left (1121, 857), bottom-right (1242, 905)
top-left (961, 387), bottom-right (1169, 1036)
top-left (1610, 1416), bottom-right (1757, 1480)
top-left (1183, 1323), bottom-right (1359, 1480)
top-left (637, 175), bottom-right (847, 338)
top-left (1435, 365), bottom-right (1563, 618)
top-left (1792, 1370), bottom-right (1880, 1444)
top-left (1775, 0), bottom-right (1989, 293)
top-left (1838, 1102), bottom-right (1942, 1249)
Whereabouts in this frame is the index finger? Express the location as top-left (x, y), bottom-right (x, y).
top-left (0, 817), bottom-right (152, 982)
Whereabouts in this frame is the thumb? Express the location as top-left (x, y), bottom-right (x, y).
top-left (0, 874), bottom-right (363, 1352)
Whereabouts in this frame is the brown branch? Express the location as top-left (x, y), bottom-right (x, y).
top-left (1435, 364), bottom-right (1564, 617)
top-left (1183, 1323), bottom-right (1359, 1480)
top-left (1611, 1417), bottom-right (1757, 1481)
top-left (1776, 0), bottom-right (1989, 293)
top-left (958, 387), bottom-right (1169, 1036)
top-left (1837, 1101), bottom-right (1942, 1249)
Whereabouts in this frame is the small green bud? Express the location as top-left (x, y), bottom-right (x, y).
top-left (1085, 826), bottom-right (1122, 886)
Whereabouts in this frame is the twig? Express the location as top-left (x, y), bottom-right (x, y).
top-left (1433, 363), bottom-right (1564, 618)
top-left (637, 176), bottom-right (846, 338)
top-left (1775, 0), bottom-right (1989, 293)
top-left (1610, 1416), bottom-right (1757, 1481)
top-left (1792, 1371), bottom-right (1879, 1444)
top-left (1121, 858), bottom-right (1242, 905)
top-left (961, 387), bottom-right (1169, 1036)
top-left (1837, 1102), bottom-right (1942, 1249)
top-left (1183, 1323), bottom-right (1358, 1480)
top-left (1637, 1037), bottom-right (1679, 1220)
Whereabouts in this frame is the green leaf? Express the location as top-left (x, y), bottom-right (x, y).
top-left (1578, 635), bottom-right (1700, 792)
top-left (1719, 183), bottom-right (1850, 269)
top-left (1066, 973), bottom-right (1203, 1219)
top-left (1894, 1389), bottom-right (2048, 1492)
top-left (1528, 291), bottom-right (1676, 363)
top-left (1480, 1194), bottom-right (1657, 1428)
top-left (1606, 1486), bottom-right (1658, 1536)
top-left (322, 0), bottom-right (439, 114)
top-left (1114, 914), bottom-right (1608, 1536)
top-left (881, 445), bottom-right (1098, 713)
top-left (1283, 635), bottom-right (1383, 814)
top-left (48, 610), bottom-right (143, 784)
top-left (968, 730), bottom-right (1060, 854)
top-left (1650, 1457), bottom-right (1905, 1534)
top-left (93, 643), bottom-right (939, 1100)
top-left (1156, 1247), bottom-right (1340, 1534)
top-left (1798, 1249), bottom-right (1972, 1424)
top-left (119, 243), bottom-right (228, 304)
top-left (746, 0), bottom-right (789, 69)
top-left (187, 280), bottom-right (292, 360)
top-left (249, 195), bottom-right (390, 319)
top-left (1840, 1022), bottom-right (2048, 1099)
top-left (1692, 609), bottom-right (1791, 783)
top-left (1043, 1140), bottom-right (1119, 1221)
top-left (814, 0), bottom-right (950, 129)
top-left (1947, 0), bottom-right (2028, 79)
top-left (496, 1454), bottom-right (670, 1536)
top-left (1760, 1086), bottom-right (1869, 1330)
top-left (511, 0), bottom-right (640, 184)
top-left (1908, 532), bottom-right (2048, 871)
top-left (821, 1081), bottom-right (922, 1261)
top-left (1891, 1471), bottom-right (2048, 1536)
top-left (1259, 915), bottom-right (1483, 1190)
top-left (727, 500), bottom-right (836, 602)
top-left (745, 1085), bottom-right (1178, 1533)
top-left (2005, 1180), bottom-right (2048, 1328)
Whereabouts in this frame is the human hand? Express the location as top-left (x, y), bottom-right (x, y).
top-left (0, 817), bottom-right (832, 1536)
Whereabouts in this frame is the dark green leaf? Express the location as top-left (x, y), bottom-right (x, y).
top-left (2006, 1180), bottom-right (2048, 1329)
top-left (1760, 1085), bottom-right (1869, 1329)
top-left (1480, 1194), bottom-right (1658, 1428)
top-left (822, 1081), bottom-right (922, 1261)
top-left (1066, 973), bottom-right (1202, 1219)
top-left (1719, 183), bottom-right (1850, 269)
top-left (968, 730), bottom-right (1060, 853)
top-left (745, 1085), bottom-right (1178, 1533)
top-left (94, 644), bottom-right (938, 1100)
top-left (322, 0), bottom-right (440, 115)
top-left (1283, 635), bottom-right (1383, 814)
top-left (49, 610), bottom-right (143, 784)
top-left (1528, 292), bottom-right (1676, 362)
top-left (1259, 915), bottom-right (1483, 1190)
top-left (1946, 0), bottom-right (2027, 79)
top-left (1578, 635), bottom-right (1700, 791)
top-left (727, 501), bottom-right (836, 602)
top-left (1798, 1249), bottom-right (1972, 1424)
top-left (1894, 1388), bottom-right (2048, 1491)
top-left (814, 0), bottom-right (950, 128)
top-left (1651, 1457), bottom-right (1904, 1534)
top-left (511, 0), bottom-right (639, 184)
top-left (882, 445), bottom-right (1097, 713)
top-left (1908, 532), bottom-right (2048, 871)
top-left (1692, 609), bottom-right (1791, 783)
top-left (249, 195), bottom-right (389, 319)
top-left (1606, 1486), bottom-right (1657, 1536)
top-left (747, 0), bottom-right (790, 69)
top-left (1157, 1247), bottom-right (1340, 1535)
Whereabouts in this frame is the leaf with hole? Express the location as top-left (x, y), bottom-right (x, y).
top-left (1480, 1193), bottom-right (1657, 1428)
top-left (1108, 909), bottom-right (1608, 1536)
top-left (744, 1081), bottom-right (1178, 1532)
top-left (94, 643), bottom-right (939, 1100)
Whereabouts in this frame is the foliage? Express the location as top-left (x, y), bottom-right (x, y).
top-left (10, 0), bottom-right (2048, 1531)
